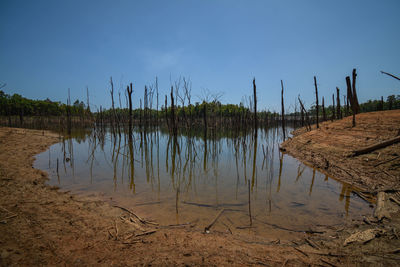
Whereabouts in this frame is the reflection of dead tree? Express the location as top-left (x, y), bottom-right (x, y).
top-left (381, 71), bottom-right (400, 81)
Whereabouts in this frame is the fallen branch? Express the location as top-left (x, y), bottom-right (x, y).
top-left (204, 208), bottom-right (225, 232)
top-left (374, 156), bottom-right (400, 167)
top-left (389, 196), bottom-right (400, 206)
top-left (0, 214), bottom-right (17, 224)
top-left (352, 190), bottom-right (373, 203)
top-left (253, 217), bottom-right (324, 234)
top-left (113, 205), bottom-right (158, 226)
top-left (134, 230), bottom-right (157, 237)
top-left (134, 201), bottom-right (161, 206)
top-left (351, 136), bottom-right (400, 157)
top-left (182, 201), bottom-right (245, 208)
top-left (320, 259), bottom-right (337, 267)
top-left (160, 219), bottom-right (199, 229)
top-left (293, 247), bottom-right (309, 257)
top-left (305, 238), bottom-right (320, 249)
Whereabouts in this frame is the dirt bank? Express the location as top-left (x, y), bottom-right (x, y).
top-left (1, 126), bottom-right (399, 266)
top-left (281, 110), bottom-right (400, 192)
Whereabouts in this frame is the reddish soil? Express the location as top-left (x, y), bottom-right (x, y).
top-left (1, 122), bottom-right (400, 266)
top-left (281, 110), bottom-right (400, 192)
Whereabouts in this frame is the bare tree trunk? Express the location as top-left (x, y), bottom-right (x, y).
top-left (322, 96), bottom-right (326, 122)
top-left (352, 69), bottom-right (359, 114)
top-left (127, 83), bottom-right (133, 133)
top-left (170, 86), bottom-right (177, 136)
top-left (67, 88), bottom-right (72, 135)
top-left (331, 94), bottom-right (335, 121)
top-left (336, 87), bottom-right (341, 119)
top-left (253, 78), bottom-right (257, 129)
top-left (165, 95), bottom-right (169, 130)
top-left (298, 97), bottom-right (311, 131)
top-left (281, 80), bottom-right (286, 140)
top-left (314, 76), bottom-right (319, 128)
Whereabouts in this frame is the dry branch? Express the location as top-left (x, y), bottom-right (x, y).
top-left (204, 208), bottom-right (225, 232)
top-left (351, 136), bottom-right (400, 156)
top-left (113, 205), bottom-right (158, 226)
top-left (381, 71), bottom-right (400, 81)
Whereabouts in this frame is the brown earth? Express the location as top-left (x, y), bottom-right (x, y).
top-left (1, 123), bottom-right (400, 266)
top-left (281, 110), bottom-right (400, 192)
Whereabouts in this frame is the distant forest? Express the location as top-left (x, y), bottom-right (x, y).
top-left (0, 89), bottom-right (399, 119)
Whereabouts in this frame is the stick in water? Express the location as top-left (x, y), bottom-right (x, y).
top-left (204, 208), bottom-right (225, 232)
top-left (248, 182), bottom-right (252, 226)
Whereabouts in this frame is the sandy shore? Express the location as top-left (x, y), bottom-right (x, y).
top-left (1, 125), bottom-right (400, 266)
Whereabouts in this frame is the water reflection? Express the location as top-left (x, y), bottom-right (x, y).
top-left (35, 126), bottom-right (372, 236)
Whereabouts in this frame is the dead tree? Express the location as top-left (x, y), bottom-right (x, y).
top-left (345, 76), bottom-right (355, 126)
top-left (314, 76), bottom-right (319, 128)
top-left (164, 95), bottom-right (169, 130)
top-left (156, 77), bottom-right (159, 124)
top-left (331, 94), bottom-right (335, 121)
top-left (170, 86), bottom-right (177, 136)
top-left (298, 96), bottom-right (311, 131)
top-left (346, 69), bottom-right (360, 127)
top-left (352, 69), bottom-right (360, 114)
top-left (336, 87), bottom-right (341, 119)
top-left (253, 78), bottom-right (257, 129)
top-left (127, 83), bottom-right (133, 132)
top-left (281, 80), bottom-right (286, 140)
top-left (67, 88), bottom-right (72, 135)
top-left (86, 86), bottom-right (91, 114)
top-left (110, 77), bottom-right (118, 134)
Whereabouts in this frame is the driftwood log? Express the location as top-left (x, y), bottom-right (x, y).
top-left (351, 136), bottom-right (400, 157)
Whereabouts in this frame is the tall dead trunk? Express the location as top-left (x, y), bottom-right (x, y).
top-left (331, 94), bottom-right (335, 121)
top-left (314, 76), bottom-right (319, 129)
top-left (352, 69), bottom-right (359, 114)
top-left (127, 83), bottom-right (133, 133)
top-left (170, 86), bottom-right (177, 136)
top-left (281, 80), bottom-right (286, 140)
top-left (336, 87), bottom-right (341, 119)
top-left (253, 78), bottom-right (257, 129)
top-left (164, 95), bottom-right (169, 130)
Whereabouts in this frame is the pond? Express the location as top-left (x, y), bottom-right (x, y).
top-left (34, 126), bottom-right (372, 239)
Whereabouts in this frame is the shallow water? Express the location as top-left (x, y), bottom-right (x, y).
top-left (34, 127), bottom-right (372, 239)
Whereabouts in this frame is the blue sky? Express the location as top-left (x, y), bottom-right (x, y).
top-left (1, 0), bottom-right (399, 112)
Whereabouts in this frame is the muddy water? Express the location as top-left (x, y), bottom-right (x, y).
top-left (34, 127), bottom-right (372, 239)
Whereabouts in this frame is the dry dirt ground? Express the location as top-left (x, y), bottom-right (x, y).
top-left (0, 122), bottom-right (400, 266)
top-left (281, 110), bottom-right (400, 192)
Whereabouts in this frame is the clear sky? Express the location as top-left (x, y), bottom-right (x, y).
top-left (1, 0), bottom-right (399, 112)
